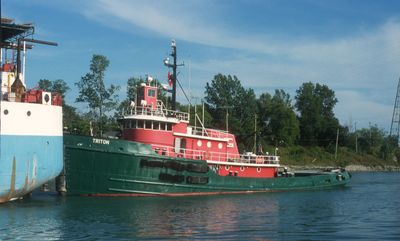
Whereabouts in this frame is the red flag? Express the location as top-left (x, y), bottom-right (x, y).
top-left (168, 71), bottom-right (173, 86)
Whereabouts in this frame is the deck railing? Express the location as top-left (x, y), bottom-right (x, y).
top-left (123, 101), bottom-right (189, 122)
top-left (151, 144), bottom-right (280, 165)
top-left (189, 126), bottom-right (231, 139)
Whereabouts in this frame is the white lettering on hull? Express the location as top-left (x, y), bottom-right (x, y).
top-left (92, 138), bottom-right (110, 145)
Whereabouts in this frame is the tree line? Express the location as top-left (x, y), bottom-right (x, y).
top-left (38, 54), bottom-right (399, 162)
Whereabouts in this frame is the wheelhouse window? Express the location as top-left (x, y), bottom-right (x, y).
top-left (167, 123), bottom-right (172, 131)
top-left (160, 122), bottom-right (166, 131)
top-left (153, 121), bottom-right (160, 130)
top-left (137, 120), bottom-right (144, 128)
top-left (131, 120), bottom-right (172, 131)
top-left (124, 120), bottom-right (133, 129)
top-left (148, 89), bottom-right (156, 97)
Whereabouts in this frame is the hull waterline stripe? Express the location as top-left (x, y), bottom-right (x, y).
top-left (108, 177), bottom-right (349, 192)
top-left (82, 183), bottom-right (348, 197)
top-left (90, 189), bottom-right (273, 197)
top-left (92, 182), bottom-right (348, 197)
top-left (109, 177), bottom-right (252, 191)
top-left (108, 188), bottom-right (162, 195)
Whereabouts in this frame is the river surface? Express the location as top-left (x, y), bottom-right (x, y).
top-left (0, 172), bottom-right (399, 240)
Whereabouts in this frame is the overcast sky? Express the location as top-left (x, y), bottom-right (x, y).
top-left (3, 0), bottom-right (400, 131)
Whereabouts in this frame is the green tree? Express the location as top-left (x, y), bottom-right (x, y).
top-left (205, 74), bottom-right (244, 130)
top-left (75, 54), bottom-right (119, 136)
top-left (295, 82), bottom-right (339, 146)
top-left (179, 103), bottom-right (213, 128)
top-left (117, 77), bottom-right (144, 115)
top-left (52, 79), bottom-right (70, 99)
top-left (258, 89), bottom-right (299, 146)
top-left (204, 74), bottom-right (257, 151)
top-left (38, 79), bottom-right (52, 91)
top-left (63, 105), bottom-right (88, 134)
top-left (356, 125), bottom-right (385, 155)
top-left (38, 79), bottom-right (70, 103)
top-left (236, 88), bottom-right (258, 151)
top-left (380, 135), bottom-right (398, 161)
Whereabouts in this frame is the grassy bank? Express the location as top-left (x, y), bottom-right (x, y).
top-left (264, 145), bottom-right (399, 170)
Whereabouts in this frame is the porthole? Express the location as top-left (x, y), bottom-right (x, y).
top-left (4, 109), bottom-right (8, 115)
top-left (44, 94), bottom-right (50, 103)
top-left (197, 140), bottom-right (202, 147)
top-left (225, 165), bottom-right (230, 171)
top-left (207, 141), bottom-right (212, 148)
top-left (27, 111), bottom-right (31, 116)
top-left (240, 166), bottom-right (245, 171)
top-left (218, 143), bottom-right (223, 149)
top-left (256, 167), bottom-right (261, 173)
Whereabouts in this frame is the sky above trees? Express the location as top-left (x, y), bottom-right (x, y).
top-left (3, 0), bottom-right (400, 131)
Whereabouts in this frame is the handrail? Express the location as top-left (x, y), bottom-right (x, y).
top-left (151, 144), bottom-right (280, 165)
top-left (189, 126), bottom-right (231, 139)
top-left (123, 104), bottom-right (189, 122)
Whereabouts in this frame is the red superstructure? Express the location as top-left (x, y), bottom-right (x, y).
top-left (119, 40), bottom-right (280, 178)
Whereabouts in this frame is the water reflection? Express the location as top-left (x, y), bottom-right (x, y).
top-left (0, 193), bottom-right (64, 240)
top-left (55, 194), bottom-right (279, 239)
top-left (128, 195), bottom-right (280, 238)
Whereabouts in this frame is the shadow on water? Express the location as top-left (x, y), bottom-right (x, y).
top-left (1, 172), bottom-right (399, 240)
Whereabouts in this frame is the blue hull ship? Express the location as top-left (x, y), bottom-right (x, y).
top-left (0, 18), bottom-right (63, 203)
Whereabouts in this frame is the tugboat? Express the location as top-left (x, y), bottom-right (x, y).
top-left (64, 40), bottom-right (350, 196)
top-left (0, 18), bottom-right (63, 203)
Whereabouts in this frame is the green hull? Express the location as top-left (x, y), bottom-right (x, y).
top-left (64, 135), bottom-right (351, 196)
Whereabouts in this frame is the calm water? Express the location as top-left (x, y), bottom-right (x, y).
top-left (1, 172), bottom-right (399, 240)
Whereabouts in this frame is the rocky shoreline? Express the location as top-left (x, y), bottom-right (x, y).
top-left (344, 164), bottom-right (400, 172)
top-left (286, 164), bottom-right (400, 172)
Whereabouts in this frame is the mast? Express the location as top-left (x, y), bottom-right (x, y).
top-left (164, 39), bottom-right (183, 111)
top-left (171, 40), bottom-right (177, 110)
